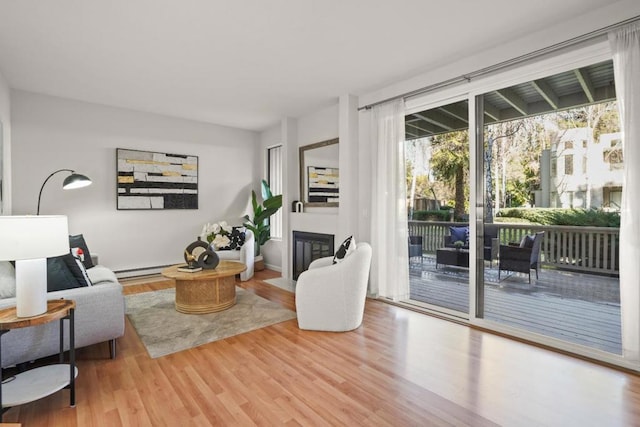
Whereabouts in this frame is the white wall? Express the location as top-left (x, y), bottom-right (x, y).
top-left (11, 90), bottom-right (258, 273)
top-left (0, 70), bottom-right (10, 215)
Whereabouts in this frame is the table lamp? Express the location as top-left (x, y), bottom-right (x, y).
top-left (0, 215), bottom-right (69, 317)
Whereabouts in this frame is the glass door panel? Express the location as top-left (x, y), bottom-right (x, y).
top-left (476, 60), bottom-right (622, 354)
top-left (405, 99), bottom-right (470, 316)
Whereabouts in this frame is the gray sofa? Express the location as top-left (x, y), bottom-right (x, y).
top-left (0, 262), bottom-right (125, 367)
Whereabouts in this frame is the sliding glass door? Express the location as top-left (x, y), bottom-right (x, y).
top-left (402, 56), bottom-right (623, 357)
top-left (405, 99), bottom-right (470, 317)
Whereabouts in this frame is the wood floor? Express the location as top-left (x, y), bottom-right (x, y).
top-left (3, 269), bottom-right (640, 426)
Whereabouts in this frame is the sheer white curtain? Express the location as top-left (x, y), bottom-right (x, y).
top-left (369, 99), bottom-right (409, 301)
top-left (609, 22), bottom-right (640, 363)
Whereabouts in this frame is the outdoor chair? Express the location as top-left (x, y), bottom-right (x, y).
top-left (442, 224), bottom-right (499, 265)
top-left (408, 235), bottom-right (423, 263)
top-left (498, 231), bottom-right (545, 283)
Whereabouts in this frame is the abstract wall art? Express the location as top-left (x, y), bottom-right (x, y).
top-left (116, 148), bottom-right (198, 210)
top-left (307, 166), bottom-right (339, 203)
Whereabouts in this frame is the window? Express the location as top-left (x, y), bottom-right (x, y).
top-left (267, 145), bottom-right (283, 239)
top-left (565, 141), bottom-right (574, 150)
top-left (582, 155), bottom-right (587, 174)
top-left (564, 154), bottom-right (574, 175)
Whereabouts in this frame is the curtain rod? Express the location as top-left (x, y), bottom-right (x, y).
top-left (358, 14), bottom-right (640, 111)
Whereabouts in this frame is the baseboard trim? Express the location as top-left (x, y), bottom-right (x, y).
top-left (114, 265), bottom-right (173, 279)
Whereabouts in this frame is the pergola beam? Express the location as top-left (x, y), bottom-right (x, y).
top-left (574, 68), bottom-right (596, 103)
top-left (438, 104), bottom-right (469, 123)
top-left (531, 78), bottom-right (559, 110)
top-left (495, 88), bottom-right (528, 116)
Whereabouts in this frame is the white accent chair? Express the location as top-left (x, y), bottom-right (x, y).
top-left (214, 229), bottom-right (255, 281)
top-left (295, 242), bottom-right (372, 331)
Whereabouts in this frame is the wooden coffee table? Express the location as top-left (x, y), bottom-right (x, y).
top-left (161, 261), bottom-right (247, 314)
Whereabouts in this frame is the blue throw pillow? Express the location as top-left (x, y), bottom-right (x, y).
top-left (449, 226), bottom-right (469, 245)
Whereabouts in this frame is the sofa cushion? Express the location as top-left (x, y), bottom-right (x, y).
top-left (86, 265), bottom-right (119, 285)
top-left (333, 235), bottom-right (356, 264)
top-left (0, 261), bottom-right (16, 299)
top-left (449, 226), bottom-right (469, 245)
top-left (69, 234), bottom-right (95, 269)
top-left (217, 227), bottom-right (246, 251)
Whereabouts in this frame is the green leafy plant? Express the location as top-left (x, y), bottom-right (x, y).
top-left (243, 179), bottom-right (283, 256)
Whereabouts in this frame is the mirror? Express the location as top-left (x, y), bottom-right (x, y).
top-left (299, 138), bottom-right (339, 207)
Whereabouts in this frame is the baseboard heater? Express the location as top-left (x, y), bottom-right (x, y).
top-left (114, 264), bottom-right (173, 279)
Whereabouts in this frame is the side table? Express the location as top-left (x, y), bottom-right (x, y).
top-left (0, 300), bottom-right (77, 421)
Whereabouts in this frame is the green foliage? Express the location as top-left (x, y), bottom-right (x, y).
top-left (496, 208), bottom-right (620, 227)
top-left (411, 210), bottom-right (451, 221)
top-left (243, 180), bottom-right (283, 256)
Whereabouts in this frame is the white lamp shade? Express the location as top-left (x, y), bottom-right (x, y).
top-left (0, 215), bottom-right (69, 260)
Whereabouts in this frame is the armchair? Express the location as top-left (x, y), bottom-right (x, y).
top-left (498, 231), bottom-right (544, 283)
top-left (295, 242), bottom-right (372, 331)
top-left (214, 229), bottom-right (255, 281)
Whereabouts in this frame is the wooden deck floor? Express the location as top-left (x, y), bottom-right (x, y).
top-left (409, 256), bottom-right (622, 354)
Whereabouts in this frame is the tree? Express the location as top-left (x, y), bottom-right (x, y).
top-left (430, 130), bottom-right (469, 219)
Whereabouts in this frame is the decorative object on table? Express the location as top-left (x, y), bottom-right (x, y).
top-left (453, 240), bottom-right (465, 251)
top-left (0, 215), bottom-right (70, 317)
top-left (37, 169), bottom-right (92, 215)
top-left (202, 224), bottom-right (255, 281)
top-left (201, 221), bottom-right (233, 249)
top-left (292, 200), bottom-right (303, 213)
top-left (243, 179), bottom-right (283, 256)
top-left (116, 148), bottom-right (198, 210)
top-left (180, 237), bottom-right (219, 272)
top-left (307, 166), bottom-right (339, 203)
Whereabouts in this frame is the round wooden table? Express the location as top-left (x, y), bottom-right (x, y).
top-left (161, 261), bottom-right (247, 314)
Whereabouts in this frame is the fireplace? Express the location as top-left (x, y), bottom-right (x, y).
top-left (292, 231), bottom-right (334, 280)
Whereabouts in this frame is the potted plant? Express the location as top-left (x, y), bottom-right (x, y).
top-left (243, 180), bottom-right (282, 269)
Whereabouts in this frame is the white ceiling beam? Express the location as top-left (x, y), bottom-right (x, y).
top-left (482, 102), bottom-right (500, 121)
top-left (414, 112), bottom-right (454, 131)
top-left (438, 104), bottom-right (469, 123)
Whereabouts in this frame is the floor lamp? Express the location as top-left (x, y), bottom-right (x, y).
top-left (37, 169), bottom-right (92, 215)
top-left (0, 216), bottom-right (69, 317)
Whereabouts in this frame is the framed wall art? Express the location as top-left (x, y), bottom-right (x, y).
top-left (116, 148), bottom-right (198, 210)
top-left (307, 166), bottom-right (339, 203)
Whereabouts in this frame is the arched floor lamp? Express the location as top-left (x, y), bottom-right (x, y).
top-left (37, 169), bottom-right (92, 215)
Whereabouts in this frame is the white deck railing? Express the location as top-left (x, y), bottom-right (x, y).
top-left (408, 221), bottom-right (619, 276)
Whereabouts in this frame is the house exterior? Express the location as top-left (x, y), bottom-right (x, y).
top-left (547, 128), bottom-right (623, 210)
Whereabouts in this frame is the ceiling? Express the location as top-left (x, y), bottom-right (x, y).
top-left (0, 0), bottom-right (625, 132)
top-left (406, 60), bottom-right (617, 139)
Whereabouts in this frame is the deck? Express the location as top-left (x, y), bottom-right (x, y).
top-left (408, 255), bottom-right (622, 354)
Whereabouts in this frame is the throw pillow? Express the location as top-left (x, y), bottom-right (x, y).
top-left (69, 234), bottom-right (95, 269)
top-left (0, 261), bottom-right (16, 299)
top-left (333, 235), bottom-right (356, 264)
top-left (449, 226), bottom-right (469, 245)
top-left (47, 255), bottom-right (87, 292)
top-left (217, 227), bottom-right (246, 251)
top-left (64, 252), bottom-right (93, 287)
top-left (519, 234), bottom-right (535, 249)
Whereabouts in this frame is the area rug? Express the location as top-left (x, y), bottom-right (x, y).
top-left (125, 287), bottom-right (297, 358)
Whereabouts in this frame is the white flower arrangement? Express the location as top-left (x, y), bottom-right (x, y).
top-left (201, 221), bottom-right (233, 249)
